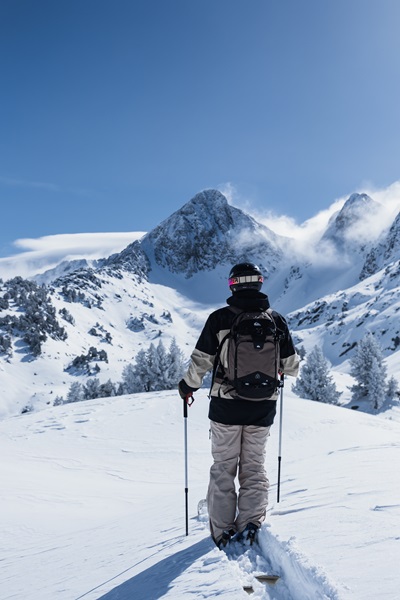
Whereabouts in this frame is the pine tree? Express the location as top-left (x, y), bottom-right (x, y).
top-left (145, 343), bottom-right (158, 391)
top-left (350, 332), bottom-right (387, 410)
top-left (53, 395), bottom-right (65, 406)
top-left (98, 379), bottom-right (116, 398)
top-left (121, 363), bottom-right (136, 394)
top-left (121, 338), bottom-right (186, 394)
top-left (387, 376), bottom-right (399, 401)
top-left (154, 340), bottom-right (169, 391)
top-left (292, 345), bottom-right (341, 404)
top-left (66, 381), bottom-right (84, 404)
top-left (121, 350), bottom-right (148, 393)
top-left (297, 345), bottom-right (306, 361)
top-left (167, 338), bottom-right (186, 387)
top-left (83, 378), bottom-right (101, 399)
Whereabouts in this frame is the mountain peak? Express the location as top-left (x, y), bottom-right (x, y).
top-left (345, 192), bottom-right (373, 207)
top-left (336, 192), bottom-right (378, 225)
top-left (321, 192), bottom-right (382, 250)
top-left (168, 188), bottom-right (234, 236)
top-left (188, 189), bottom-right (228, 209)
top-left (140, 189), bottom-right (282, 278)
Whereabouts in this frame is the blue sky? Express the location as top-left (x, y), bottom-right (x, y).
top-left (1, 0), bottom-right (400, 258)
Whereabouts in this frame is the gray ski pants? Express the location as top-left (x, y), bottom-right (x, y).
top-left (207, 420), bottom-right (271, 544)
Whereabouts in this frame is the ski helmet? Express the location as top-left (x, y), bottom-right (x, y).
top-left (228, 263), bottom-right (264, 292)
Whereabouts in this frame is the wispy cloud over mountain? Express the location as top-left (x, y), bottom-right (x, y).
top-left (225, 180), bottom-right (400, 265)
top-left (0, 232), bottom-right (145, 279)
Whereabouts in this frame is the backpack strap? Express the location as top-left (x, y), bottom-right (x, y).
top-left (208, 307), bottom-right (242, 398)
top-left (208, 330), bottom-right (230, 398)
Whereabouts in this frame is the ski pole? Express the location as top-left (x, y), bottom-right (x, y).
top-left (277, 374), bottom-right (284, 503)
top-left (183, 393), bottom-right (194, 535)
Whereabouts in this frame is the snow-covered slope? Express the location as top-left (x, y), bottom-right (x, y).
top-left (1, 389), bottom-right (399, 599)
top-left (360, 211), bottom-right (400, 280)
top-left (287, 261), bottom-right (400, 363)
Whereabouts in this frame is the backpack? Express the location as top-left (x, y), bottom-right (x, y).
top-left (211, 307), bottom-right (282, 401)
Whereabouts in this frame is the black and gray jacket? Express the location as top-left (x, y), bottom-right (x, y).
top-left (180, 290), bottom-right (299, 427)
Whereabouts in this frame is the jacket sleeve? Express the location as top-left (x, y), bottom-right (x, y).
top-left (182, 312), bottom-right (219, 390)
top-left (273, 311), bottom-right (300, 378)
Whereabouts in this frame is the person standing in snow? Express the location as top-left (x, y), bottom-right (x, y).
top-left (178, 262), bottom-right (299, 548)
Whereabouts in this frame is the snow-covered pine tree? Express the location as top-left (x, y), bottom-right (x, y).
top-left (83, 378), bottom-right (101, 399)
top-left (297, 345), bottom-right (306, 361)
top-left (387, 376), bottom-right (399, 402)
top-left (166, 337), bottom-right (186, 387)
top-left (292, 345), bottom-right (341, 404)
top-left (145, 343), bottom-right (159, 391)
top-left (98, 379), bottom-right (116, 398)
top-left (53, 395), bottom-right (65, 406)
top-left (121, 349), bottom-right (148, 393)
top-left (155, 340), bottom-right (169, 391)
top-left (121, 339), bottom-right (186, 393)
top-left (66, 381), bottom-right (84, 403)
top-left (350, 332), bottom-right (387, 410)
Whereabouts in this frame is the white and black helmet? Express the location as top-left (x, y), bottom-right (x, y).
top-left (228, 262), bottom-right (264, 292)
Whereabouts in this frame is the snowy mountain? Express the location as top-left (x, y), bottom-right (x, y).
top-left (0, 188), bottom-right (400, 419)
top-left (288, 205), bottom-right (400, 366)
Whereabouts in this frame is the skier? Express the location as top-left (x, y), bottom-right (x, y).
top-left (178, 262), bottom-right (299, 548)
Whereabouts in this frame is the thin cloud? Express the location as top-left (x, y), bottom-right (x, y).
top-left (0, 232), bottom-right (145, 280)
top-left (0, 175), bottom-right (95, 198)
top-left (0, 175), bottom-right (60, 192)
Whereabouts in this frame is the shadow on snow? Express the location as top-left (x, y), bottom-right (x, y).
top-left (97, 537), bottom-right (213, 600)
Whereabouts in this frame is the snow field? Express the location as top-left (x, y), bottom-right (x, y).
top-left (1, 389), bottom-right (400, 599)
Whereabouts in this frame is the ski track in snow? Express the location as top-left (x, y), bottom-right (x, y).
top-left (196, 507), bottom-right (340, 600)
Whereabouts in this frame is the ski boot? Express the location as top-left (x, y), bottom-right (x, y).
top-left (216, 528), bottom-right (236, 549)
top-left (243, 522), bottom-right (258, 545)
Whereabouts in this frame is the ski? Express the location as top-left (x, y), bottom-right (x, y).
top-left (255, 573), bottom-right (280, 584)
top-left (243, 573), bottom-right (280, 594)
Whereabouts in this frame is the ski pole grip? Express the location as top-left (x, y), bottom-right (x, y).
top-left (183, 393), bottom-right (194, 416)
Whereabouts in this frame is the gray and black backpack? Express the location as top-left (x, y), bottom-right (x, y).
top-left (211, 307), bottom-right (283, 401)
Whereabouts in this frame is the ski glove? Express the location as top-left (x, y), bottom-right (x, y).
top-left (178, 379), bottom-right (197, 400)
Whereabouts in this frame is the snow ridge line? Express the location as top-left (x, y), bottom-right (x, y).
top-left (258, 526), bottom-right (343, 600)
